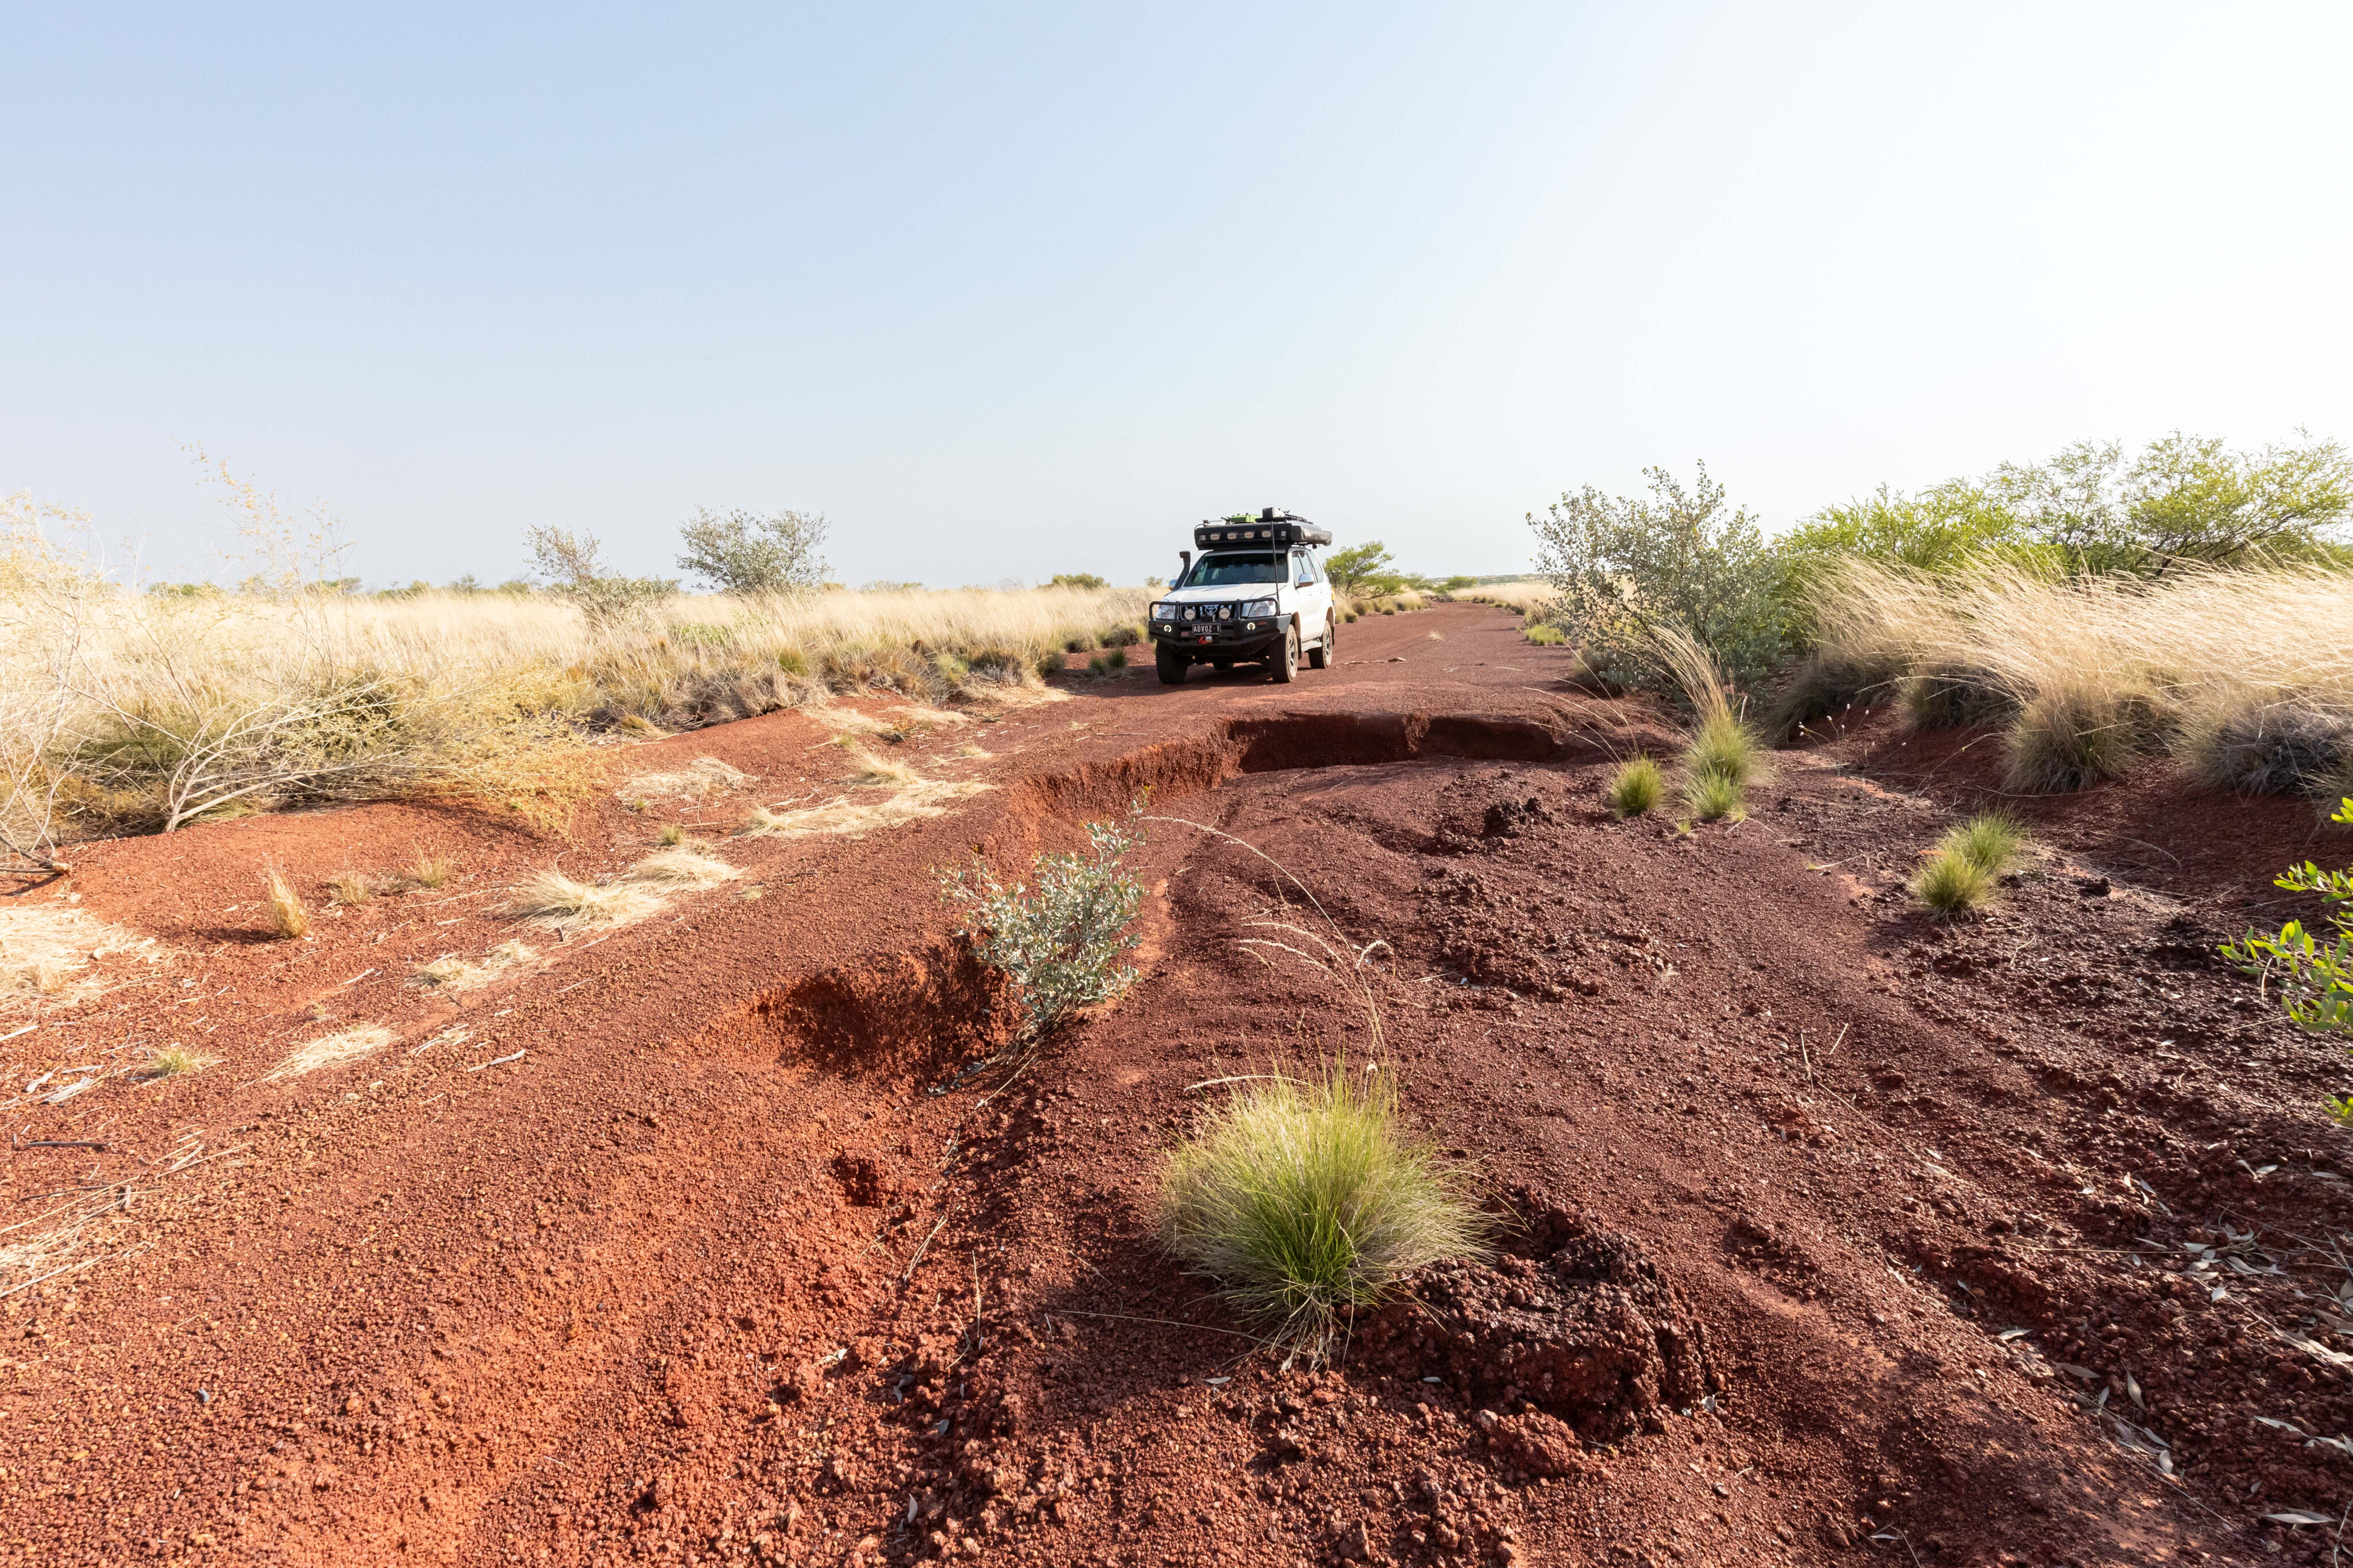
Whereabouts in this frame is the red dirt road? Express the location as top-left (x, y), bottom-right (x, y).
top-left (7, 603), bottom-right (2352, 1567)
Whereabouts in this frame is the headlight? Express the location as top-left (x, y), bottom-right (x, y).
top-left (1243, 597), bottom-right (1277, 618)
top-left (1149, 601), bottom-right (1172, 619)
top-left (1182, 607), bottom-right (1197, 621)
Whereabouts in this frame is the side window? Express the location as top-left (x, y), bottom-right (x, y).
top-left (1310, 553), bottom-right (1327, 584)
top-left (1293, 551), bottom-right (1313, 586)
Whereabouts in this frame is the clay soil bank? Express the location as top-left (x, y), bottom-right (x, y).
top-left (7, 604), bottom-right (2352, 1568)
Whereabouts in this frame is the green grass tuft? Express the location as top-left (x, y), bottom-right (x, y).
top-left (1682, 768), bottom-right (1746, 822)
top-left (1946, 812), bottom-right (2026, 875)
top-left (1160, 1061), bottom-right (1489, 1355)
top-left (1682, 711), bottom-right (1757, 791)
top-left (1910, 812), bottom-right (2029, 915)
top-left (1607, 757), bottom-right (1665, 817)
top-left (1910, 851), bottom-right (1997, 914)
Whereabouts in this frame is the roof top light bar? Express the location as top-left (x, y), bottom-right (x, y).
top-left (1193, 506), bottom-right (1333, 551)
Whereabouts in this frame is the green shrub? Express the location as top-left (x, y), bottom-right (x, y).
top-left (1102, 624), bottom-right (1143, 648)
top-left (1086, 648), bottom-right (1129, 675)
top-left (1050, 572), bottom-right (1109, 589)
top-left (1529, 462), bottom-right (1787, 694)
top-left (2221, 797), bottom-right (2353, 1063)
top-left (1161, 1059), bottom-right (1488, 1354)
top-left (939, 802), bottom-right (1146, 1038)
top-left (1523, 623), bottom-right (1568, 646)
top-left (1607, 757), bottom-right (1665, 817)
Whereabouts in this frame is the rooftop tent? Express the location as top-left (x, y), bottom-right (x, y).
top-left (1193, 508), bottom-right (1333, 552)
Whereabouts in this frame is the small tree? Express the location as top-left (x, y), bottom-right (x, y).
top-left (674, 508), bottom-right (830, 595)
top-left (1530, 461), bottom-right (1785, 694)
top-left (1049, 572), bottom-right (1108, 589)
top-left (526, 525), bottom-right (676, 627)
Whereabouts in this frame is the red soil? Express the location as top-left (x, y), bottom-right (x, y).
top-left (7, 603), bottom-right (2353, 1567)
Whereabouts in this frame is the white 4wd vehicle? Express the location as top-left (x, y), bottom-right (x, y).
top-left (1147, 509), bottom-right (1337, 686)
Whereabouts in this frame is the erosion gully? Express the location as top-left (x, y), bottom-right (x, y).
top-left (7, 605), bottom-right (2350, 1568)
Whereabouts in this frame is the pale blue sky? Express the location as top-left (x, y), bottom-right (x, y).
top-left (6, 3), bottom-right (2350, 588)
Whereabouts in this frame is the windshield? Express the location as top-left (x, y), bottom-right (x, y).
top-left (1182, 551), bottom-right (1284, 588)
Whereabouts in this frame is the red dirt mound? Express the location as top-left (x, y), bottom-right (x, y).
top-left (5, 603), bottom-right (2351, 1567)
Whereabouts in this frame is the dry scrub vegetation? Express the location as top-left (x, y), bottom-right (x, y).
top-left (0, 483), bottom-right (1150, 869)
top-left (1799, 561), bottom-right (2353, 799)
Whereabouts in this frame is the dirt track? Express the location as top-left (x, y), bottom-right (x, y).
top-left (8, 603), bottom-right (2353, 1567)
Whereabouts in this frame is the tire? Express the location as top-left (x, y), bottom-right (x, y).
top-left (1307, 614), bottom-right (1333, 669)
top-left (1155, 645), bottom-right (1189, 686)
top-left (1271, 623), bottom-right (1300, 684)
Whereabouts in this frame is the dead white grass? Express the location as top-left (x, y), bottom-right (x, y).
top-left (259, 1022), bottom-right (395, 1083)
top-left (621, 755), bottom-right (751, 800)
top-left (413, 939), bottom-right (539, 993)
top-left (626, 847), bottom-right (738, 889)
top-left (506, 869), bottom-right (667, 939)
top-left (844, 747), bottom-right (919, 786)
top-left (809, 708), bottom-right (892, 737)
top-left (889, 704), bottom-right (973, 728)
top-left (744, 779), bottom-right (993, 841)
top-left (0, 903), bottom-right (160, 1015)
top-left (965, 683), bottom-right (1071, 712)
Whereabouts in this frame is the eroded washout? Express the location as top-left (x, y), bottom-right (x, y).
top-left (7, 608), bottom-right (2346, 1568)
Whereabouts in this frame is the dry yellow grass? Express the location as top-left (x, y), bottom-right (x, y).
top-left (744, 779), bottom-right (993, 841)
top-left (0, 902), bottom-right (160, 1014)
top-left (404, 853), bottom-right (454, 889)
top-left (326, 868), bottom-right (375, 906)
top-left (263, 866), bottom-right (310, 939)
top-left (626, 847), bottom-right (738, 889)
top-left (259, 1022), bottom-right (394, 1083)
top-left (0, 505), bottom-right (1142, 852)
top-left (1810, 559), bottom-right (2353, 795)
top-left (505, 869), bottom-right (667, 939)
top-left (414, 939), bottom-right (538, 993)
top-left (139, 1043), bottom-right (219, 1081)
top-left (843, 747), bottom-right (919, 786)
top-left (1452, 580), bottom-right (1554, 616)
top-left (620, 756), bottom-right (751, 800)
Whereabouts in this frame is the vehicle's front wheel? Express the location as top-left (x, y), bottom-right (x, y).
top-left (1155, 645), bottom-right (1189, 685)
top-left (1307, 614), bottom-right (1334, 669)
top-left (1271, 623), bottom-right (1300, 684)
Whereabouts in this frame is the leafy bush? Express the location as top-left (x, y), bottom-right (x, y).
top-left (1523, 623), bottom-right (1567, 646)
top-left (1050, 573), bottom-right (1108, 589)
top-left (1161, 1059), bottom-right (1488, 1354)
top-left (1792, 431), bottom-right (2351, 583)
top-left (2221, 797), bottom-right (2353, 1061)
top-left (1325, 542), bottom-right (1427, 597)
top-left (939, 802), bottom-right (1146, 1038)
top-left (1606, 757), bottom-right (1664, 817)
top-left (675, 508), bottom-right (829, 596)
top-left (1529, 462), bottom-right (1787, 694)
top-left (526, 525), bottom-right (676, 627)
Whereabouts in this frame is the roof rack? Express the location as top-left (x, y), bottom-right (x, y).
top-left (1194, 507), bottom-right (1333, 551)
